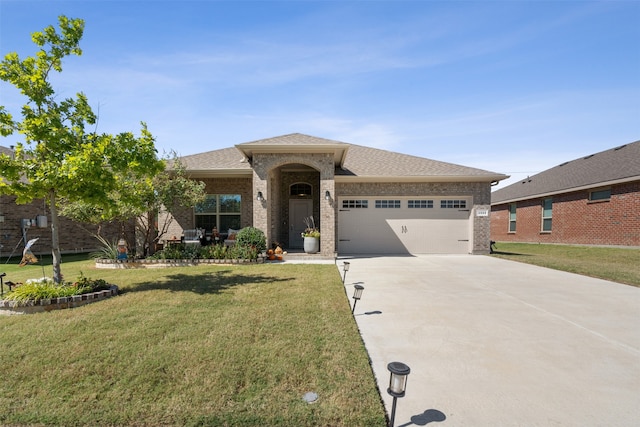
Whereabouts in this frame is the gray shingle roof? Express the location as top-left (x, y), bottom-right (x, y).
top-left (180, 133), bottom-right (507, 181)
top-left (179, 146), bottom-right (252, 172)
top-left (337, 143), bottom-right (501, 178)
top-left (491, 140), bottom-right (640, 204)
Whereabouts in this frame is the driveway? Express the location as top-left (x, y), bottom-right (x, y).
top-left (341, 255), bottom-right (640, 426)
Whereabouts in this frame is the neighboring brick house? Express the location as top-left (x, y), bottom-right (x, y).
top-left (0, 146), bottom-right (133, 259)
top-left (172, 133), bottom-right (508, 256)
top-left (491, 140), bottom-right (640, 247)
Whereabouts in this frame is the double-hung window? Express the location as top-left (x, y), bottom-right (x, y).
top-left (508, 203), bottom-right (517, 232)
top-left (542, 198), bottom-right (552, 232)
top-left (195, 194), bottom-right (241, 231)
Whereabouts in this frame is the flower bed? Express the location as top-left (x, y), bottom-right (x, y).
top-left (95, 257), bottom-right (265, 269)
top-left (0, 285), bottom-right (118, 315)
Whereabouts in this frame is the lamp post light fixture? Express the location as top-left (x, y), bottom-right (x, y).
top-left (351, 284), bottom-right (364, 314)
top-left (387, 361), bottom-right (411, 427)
top-left (342, 261), bottom-right (350, 284)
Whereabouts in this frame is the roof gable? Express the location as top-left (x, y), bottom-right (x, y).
top-left (492, 140), bottom-right (640, 204)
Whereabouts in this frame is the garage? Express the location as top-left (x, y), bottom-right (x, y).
top-left (337, 197), bottom-right (471, 254)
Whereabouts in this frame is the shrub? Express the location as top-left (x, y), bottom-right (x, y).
top-left (236, 227), bottom-right (266, 252)
top-left (3, 275), bottom-right (112, 302)
top-left (230, 244), bottom-right (259, 260)
top-left (200, 244), bottom-right (229, 259)
top-left (90, 234), bottom-right (119, 259)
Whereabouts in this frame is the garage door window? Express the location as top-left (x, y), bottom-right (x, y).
top-left (408, 200), bottom-right (434, 208)
top-left (441, 200), bottom-right (467, 209)
top-left (342, 200), bottom-right (368, 209)
top-left (375, 200), bottom-right (401, 208)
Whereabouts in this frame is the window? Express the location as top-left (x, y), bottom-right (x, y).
top-left (342, 199), bottom-right (368, 209)
top-left (542, 198), bottom-right (552, 232)
top-left (290, 183), bottom-right (312, 197)
top-left (509, 203), bottom-right (517, 232)
top-left (375, 200), bottom-right (401, 208)
top-left (408, 200), bottom-right (434, 208)
top-left (441, 199), bottom-right (467, 209)
top-left (589, 188), bottom-right (611, 201)
top-left (195, 194), bottom-right (241, 231)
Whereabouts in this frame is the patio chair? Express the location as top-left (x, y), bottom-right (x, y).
top-left (183, 229), bottom-right (203, 248)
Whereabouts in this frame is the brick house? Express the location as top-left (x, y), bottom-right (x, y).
top-left (169, 133), bottom-right (508, 256)
top-left (0, 146), bottom-right (133, 259)
top-left (491, 140), bottom-right (640, 247)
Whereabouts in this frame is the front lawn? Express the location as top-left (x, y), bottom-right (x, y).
top-left (0, 258), bottom-right (386, 426)
top-left (491, 242), bottom-right (640, 287)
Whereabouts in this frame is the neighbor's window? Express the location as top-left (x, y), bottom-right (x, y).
top-left (408, 200), bottom-right (434, 208)
top-left (195, 194), bottom-right (241, 231)
top-left (589, 188), bottom-right (611, 201)
top-left (542, 198), bottom-right (552, 232)
top-left (509, 203), bottom-right (517, 232)
top-left (441, 199), bottom-right (467, 209)
top-left (375, 200), bottom-right (401, 208)
top-left (342, 199), bottom-right (368, 209)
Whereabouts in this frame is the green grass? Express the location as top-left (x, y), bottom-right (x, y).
top-left (0, 258), bottom-right (386, 426)
top-left (491, 242), bottom-right (640, 287)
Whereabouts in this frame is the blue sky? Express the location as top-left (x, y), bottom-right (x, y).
top-left (1, 0), bottom-right (638, 190)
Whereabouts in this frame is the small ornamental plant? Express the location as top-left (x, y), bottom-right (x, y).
top-left (2, 274), bottom-right (113, 302)
top-left (301, 216), bottom-right (320, 238)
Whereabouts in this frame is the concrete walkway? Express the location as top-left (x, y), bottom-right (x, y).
top-left (340, 255), bottom-right (640, 426)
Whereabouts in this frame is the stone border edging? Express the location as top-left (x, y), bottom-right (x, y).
top-left (0, 285), bottom-right (119, 316)
top-left (94, 258), bottom-right (265, 269)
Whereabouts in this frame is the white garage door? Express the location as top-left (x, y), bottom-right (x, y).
top-left (338, 197), bottom-right (471, 254)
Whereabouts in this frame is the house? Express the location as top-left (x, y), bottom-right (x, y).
top-left (491, 140), bottom-right (640, 247)
top-left (168, 133), bottom-right (508, 256)
top-left (0, 146), bottom-right (131, 259)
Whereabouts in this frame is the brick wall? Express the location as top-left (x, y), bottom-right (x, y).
top-left (491, 181), bottom-right (640, 246)
top-left (0, 195), bottom-right (133, 257)
top-left (163, 177), bottom-right (252, 241)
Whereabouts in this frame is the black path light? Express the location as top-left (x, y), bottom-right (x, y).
top-left (351, 284), bottom-right (364, 314)
top-left (387, 361), bottom-right (411, 427)
top-left (342, 261), bottom-right (350, 284)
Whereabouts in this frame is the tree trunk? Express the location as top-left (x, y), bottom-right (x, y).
top-left (49, 189), bottom-right (63, 284)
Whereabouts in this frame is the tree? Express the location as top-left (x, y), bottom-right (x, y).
top-left (0, 16), bottom-right (164, 283)
top-left (61, 153), bottom-right (206, 256)
top-left (138, 155), bottom-right (206, 256)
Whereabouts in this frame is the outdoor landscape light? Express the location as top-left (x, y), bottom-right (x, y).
top-left (342, 261), bottom-right (350, 283)
top-left (351, 284), bottom-right (364, 314)
top-left (325, 190), bottom-right (331, 200)
top-left (256, 191), bottom-right (264, 201)
top-left (0, 272), bottom-right (6, 296)
top-left (387, 361), bottom-right (411, 427)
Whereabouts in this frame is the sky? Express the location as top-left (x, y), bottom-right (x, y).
top-left (1, 0), bottom-right (638, 190)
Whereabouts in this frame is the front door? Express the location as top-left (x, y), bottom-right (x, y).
top-left (289, 199), bottom-right (313, 249)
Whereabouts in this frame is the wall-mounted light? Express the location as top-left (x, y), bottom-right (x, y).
top-left (387, 361), bottom-right (411, 427)
top-left (257, 191), bottom-right (264, 202)
top-left (325, 190), bottom-right (331, 200)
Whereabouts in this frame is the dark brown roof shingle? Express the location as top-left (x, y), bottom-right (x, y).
top-left (491, 140), bottom-right (640, 204)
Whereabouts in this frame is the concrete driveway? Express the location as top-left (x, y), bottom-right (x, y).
top-left (340, 255), bottom-right (640, 426)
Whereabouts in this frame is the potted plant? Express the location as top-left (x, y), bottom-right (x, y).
top-left (301, 216), bottom-right (320, 254)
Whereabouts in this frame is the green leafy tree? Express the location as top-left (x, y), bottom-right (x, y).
top-left (140, 155), bottom-right (206, 255)
top-left (0, 16), bottom-right (164, 283)
top-left (62, 153), bottom-right (206, 256)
